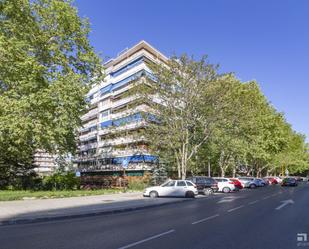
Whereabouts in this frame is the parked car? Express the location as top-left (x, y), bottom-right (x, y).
top-left (237, 177), bottom-right (259, 189)
top-left (281, 177), bottom-right (298, 187)
top-left (143, 180), bottom-right (198, 198)
top-left (263, 177), bottom-right (278, 185)
top-left (213, 177), bottom-right (236, 193)
top-left (186, 176), bottom-right (219, 195)
top-left (229, 178), bottom-right (243, 189)
top-left (255, 178), bottom-right (267, 187)
top-left (274, 176), bottom-right (283, 184)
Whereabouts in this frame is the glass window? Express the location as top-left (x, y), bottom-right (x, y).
top-left (100, 110), bottom-right (110, 118)
top-left (162, 181), bottom-right (175, 187)
top-left (177, 181), bottom-right (186, 187)
top-left (196, 178), bottom-right (206, 184)
top-left (186, 181), bottom-right (194, 186)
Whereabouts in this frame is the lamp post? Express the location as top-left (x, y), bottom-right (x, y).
top-left (208, 157), bottom-right (211, 177)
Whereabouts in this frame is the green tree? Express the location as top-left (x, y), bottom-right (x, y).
top-left (138, 55), bottom-right (226, 179)
top-left (0, 0), bottom-right (103, 186)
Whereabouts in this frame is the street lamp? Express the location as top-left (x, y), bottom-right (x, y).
top-left (208, 157), bottom-right (211, 177)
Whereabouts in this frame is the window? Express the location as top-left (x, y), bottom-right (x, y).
top-left (186, 181), bottom-right (194, 186)
top-left (196, 178), bottom-right (206, 184)
top-left (100, 110), bottom-right (110, 118)
top-left (162, 181), bottom-right (175, 187)
top-left (177, 181), bottom-right (186, 187)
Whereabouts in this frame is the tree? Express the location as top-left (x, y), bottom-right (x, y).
top-left (137, 55), bottom-right (226, 179)
top-left (0, 0), bottom-right (103, 186)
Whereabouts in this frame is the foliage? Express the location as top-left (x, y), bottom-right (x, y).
top-left (136, 55), bottom-right (309, 178)
top-left (127, 175), bottom-right (150, 190)
top-left (138, 55), bottom-right (225, 179)
top-left (42, 172), bottom-right (80, 190)
top-left (0, 0), bottom-right (103, 184)
top-left (151, 164), bottom-right (168, 185)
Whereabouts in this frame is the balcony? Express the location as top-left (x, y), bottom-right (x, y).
top-left (111, 105), bottom-right (151, 120)
top-left (98, 136), bottom-right (145, 147)
top-left (81, 108), bottom-right (98, 121)
top-left (79, 130), bottom-right (97, 142)
top-left (110, 149), bottom-right (149, 157)
top-left (98, 120), bottom-right (147, 136)
top-left (111, 95), bottom-right (138, 109)
top-left (79, 143), bottom-right (98, 151)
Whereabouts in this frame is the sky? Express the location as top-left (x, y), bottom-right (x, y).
top-left (75, 0), bottom-right (309, 141)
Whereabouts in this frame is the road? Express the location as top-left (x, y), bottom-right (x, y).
top-left (1, 182), bottom-right (309, 249)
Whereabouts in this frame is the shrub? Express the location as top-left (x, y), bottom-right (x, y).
top-left (127, 175), bottom-right (151, 191)
top-left (42, 172), bottom-right (80, 190)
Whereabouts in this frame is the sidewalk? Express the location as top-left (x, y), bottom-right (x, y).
top-left (0, 192), bottom-right (191, 225)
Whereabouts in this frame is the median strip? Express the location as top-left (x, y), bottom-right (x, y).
top-left (227, 205), bottom-right (244, 212)
top-left (191, 214), bottom-right (220, 225)
top-left (118, 229), bottom-right (175, 249)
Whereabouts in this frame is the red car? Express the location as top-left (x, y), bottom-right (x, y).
top-left (229, 178), bottom-right (243, 189)
top-left (264, 177), bottom-right (278, 185)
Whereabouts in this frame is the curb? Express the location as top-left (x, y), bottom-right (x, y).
top-left (0, 198), bottom-right (192, 227)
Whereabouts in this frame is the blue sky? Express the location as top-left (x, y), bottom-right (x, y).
top-left (75, 0), bottom-right (309, 141)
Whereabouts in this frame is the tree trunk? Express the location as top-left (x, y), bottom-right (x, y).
top-left (220, 167), bottom-right (225, 177)
top-left (232, 166), bottom-right (236, 178)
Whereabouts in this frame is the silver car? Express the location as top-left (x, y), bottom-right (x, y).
top-left (237, 177), bottom-right (259, 189)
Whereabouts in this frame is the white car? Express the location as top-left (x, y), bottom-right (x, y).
top-left (143, 180), bottom-right (198, 198)
top-left (213, 177), bottom-right (236, 193)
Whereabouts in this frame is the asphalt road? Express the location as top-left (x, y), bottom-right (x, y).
top-left (1, 182), bottom-right (309, 249)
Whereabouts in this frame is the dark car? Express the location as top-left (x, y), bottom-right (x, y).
top-left (186, 176), bottom-right (219, 195)
top-left (281, 177), bottom-right (298, 187)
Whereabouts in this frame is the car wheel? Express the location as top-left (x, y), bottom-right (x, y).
top-left (249, 184), bottom-right (257, 189)
top-left (204, 188), bottom-right (214, 195)
top-left (222, 187), bottom-right (231, 193)
top-left (149, 191), bottom-right (158, 198)
top-left (185, 191), bottom-right (195, 198)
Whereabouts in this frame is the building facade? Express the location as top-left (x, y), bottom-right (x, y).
top-left (76, 41), bottom-right (168, 177)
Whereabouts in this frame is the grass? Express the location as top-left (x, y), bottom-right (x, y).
top-left (0, 189), bottom-right (135, 201)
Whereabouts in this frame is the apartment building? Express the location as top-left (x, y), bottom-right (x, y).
top-left (76, 41), bottom-right (168, 177)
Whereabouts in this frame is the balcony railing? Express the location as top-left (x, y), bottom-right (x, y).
top-left (98, 120), bottom-right (147, 136)
top-left (79, 130), bottom-right (97, 142)
top-left (81, 108), bottom-right (98, 121)
top-left (98, 136), bottom-right (145, 147)
top-left (79, 143), bottom-right (98, 151)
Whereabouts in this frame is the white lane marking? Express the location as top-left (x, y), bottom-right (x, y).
top-left (192, 214), bottom-right (220, 225)
top-left (227, 205), bottom-right (244, 212)
top-left (217, 196), bottom-right (242, 204)
top-left (262, 195), bottom-right (272, 200)
top-left (118, 229), bottom-right (175, 249)
top-left (272, 193), bottom-right (277, 197)
top-left (275, 199), bottom-right (294, 210)
top-left (248, 200), bottom-right (259, 205)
